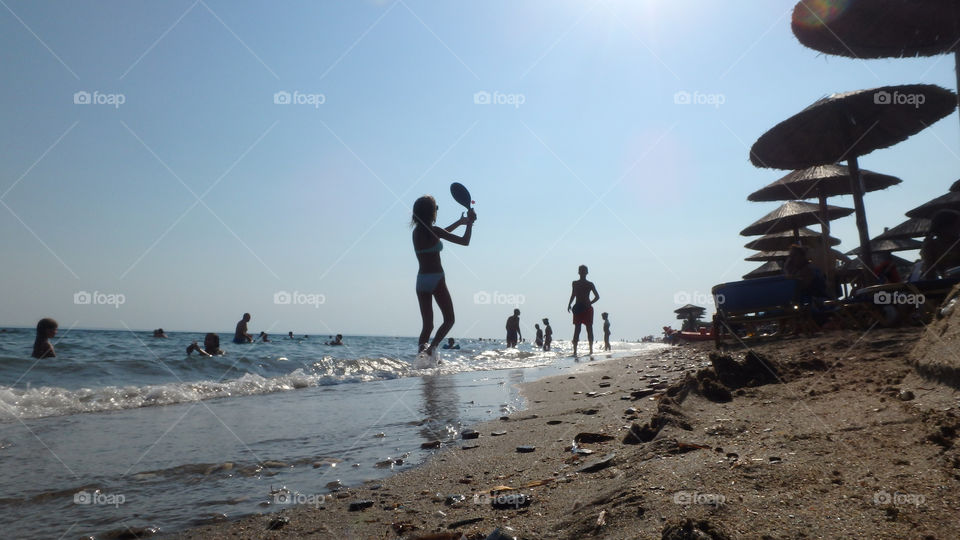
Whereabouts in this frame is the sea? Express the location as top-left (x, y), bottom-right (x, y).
top-left (0, 329), bottom-right (666, 539)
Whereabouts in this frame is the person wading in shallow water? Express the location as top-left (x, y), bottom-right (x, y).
top-left (411, 194), bottom-right (476, 359)
top-left (567, 265), bottom-right (599, 356)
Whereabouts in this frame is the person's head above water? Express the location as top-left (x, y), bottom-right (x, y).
top-left (447, 337), bottom-right (455, 345)
top-left (578, 264), bottom-right (588, 277)
top-left (411, 195), bottom-right (437, 229)
top-left (36, 318), bottom-right (58, 338)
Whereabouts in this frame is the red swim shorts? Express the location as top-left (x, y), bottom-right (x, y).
top-left (572, 305), bottom-right (593, 326)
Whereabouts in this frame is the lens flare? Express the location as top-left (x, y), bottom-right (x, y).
top-left (794, 0), bottom-right (852, 28)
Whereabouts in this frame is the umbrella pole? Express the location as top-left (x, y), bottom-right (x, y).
top-left (956, 49), bottom-right (960, 137)
top-left (847, 156), bottom-right (874, 283)
top-left (817, 190), bottom-right (835, 297)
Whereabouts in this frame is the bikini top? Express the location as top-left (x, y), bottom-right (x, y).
top-left (415, 240), bottom-right (443, 255)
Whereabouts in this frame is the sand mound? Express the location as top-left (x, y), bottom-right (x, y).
top-left (910, 283), bottom-right (960, 388)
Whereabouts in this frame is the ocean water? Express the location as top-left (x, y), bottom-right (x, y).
top-left (0, 329), bottom-right (665, 538)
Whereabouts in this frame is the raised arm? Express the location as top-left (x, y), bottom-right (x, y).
top-left (434, 209), bottom-right (476, 246)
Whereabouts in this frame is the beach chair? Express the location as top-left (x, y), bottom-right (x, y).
top-left (711, 276), bottom-right (814, 347)
top-left (843, 277), bottom-right (960, 327)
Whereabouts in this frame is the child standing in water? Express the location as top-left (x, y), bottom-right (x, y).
top-left (32, 318), bottom-right (58, 358)
top-left (412, 195), bottom-right (476, 359)
top-left (534, 324), bottom-right (543, 348)
top-left (601, 312), bottom-right (611, 351)
top-left (542, 318), bottom-right (552, 351)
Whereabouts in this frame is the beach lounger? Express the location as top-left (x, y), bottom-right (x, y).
top-left (711, 276), bottom-right (814, 347)
top-left (843, 277), bottom-right (960, 327)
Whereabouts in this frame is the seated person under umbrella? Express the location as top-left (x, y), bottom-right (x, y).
top-left (921, 210), bottom-right (960, 279)
top-left (783, 245), bottom-right (828, 301)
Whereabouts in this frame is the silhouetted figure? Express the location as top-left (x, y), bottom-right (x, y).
top-left (601, 312), bottom-right (611, 351)
top-left (534, 324), bottom-right (543, 348)
top-left (327, 334), bottom-right (344, 346)
top-left (233, 313), bottom-right (252, 344)
top-left (783, 245), bottom-right (828, 300)
top-left (505, 309), bottom-right (522, 347)
top-left (567, 265), bottom-right (600, 356)
top-left (258, 331), bottom-right (270, 342)
top-left (873, 252), bottom-right (901, 284)
top-left (921, 210), bottom-right (960, 279)
top-left (412, 194), bottom-right (476, 358)
top-left (32, 318), bottom-right (58, 359)
top-left (288, 331), bottom-right (294, 339)
top-left (152, 328), bottom-right (168, 338)
top-left (442, 337), bottom-right (460, 350)
top-left (187, 333), bottom-right (224, 357)
top-left (542, 318), bottom-right (552, 351)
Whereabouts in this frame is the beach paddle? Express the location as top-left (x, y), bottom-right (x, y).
top-left (450, 182), bottom-right (473, 210)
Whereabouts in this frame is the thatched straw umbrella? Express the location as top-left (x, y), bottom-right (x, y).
top-left (744, 227), bottom-right (841, 251)
top-left (748, 165), bottom-right (901, 289)
top-left (750, 84), bottom-right (957, 268)
top-left (846, 238), bottom-right (922, 256)
top-left (674, 304), bottom-right (706, 331)
top-left (877, 218), bottom-right (933, 240)
top-left (743, 261), bottom-right (783, 280)
top-left (906, 191), bottom-right (960, 218)
top-left (746, 248), bottom-right (847, 263)
top-left (791, 1), bottom-right (960, 131)
top-left (740, 200), bottom-right (853, 237)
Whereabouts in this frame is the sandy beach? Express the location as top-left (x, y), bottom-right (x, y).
top-left (167, 326), bottom-right (960, 539)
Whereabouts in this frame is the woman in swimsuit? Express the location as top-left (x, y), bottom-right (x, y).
top-left (412, 195), bottom-right (476, 357)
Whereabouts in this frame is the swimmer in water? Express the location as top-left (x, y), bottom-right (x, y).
top-left (187, 333), bottom-right (224, 357)
top-left (32, 318), bottom-right (58, 359)
top-left (233, 313), bottom-right (252, 344)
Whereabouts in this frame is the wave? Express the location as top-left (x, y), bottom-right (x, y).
top-left (0, 356), bottom-right (410, 421)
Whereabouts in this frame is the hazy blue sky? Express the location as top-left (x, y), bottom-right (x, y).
top-left (2, 0), bottom-right (958, 339)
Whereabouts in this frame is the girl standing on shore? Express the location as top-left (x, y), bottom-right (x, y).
top-left (412, 195), bottom-right (476, 358)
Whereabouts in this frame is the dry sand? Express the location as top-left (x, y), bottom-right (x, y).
top-left (168, 327), bottom-right (960, 539)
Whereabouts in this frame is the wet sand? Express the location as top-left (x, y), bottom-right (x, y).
top-left (169, 328), bottom-right (960, 539)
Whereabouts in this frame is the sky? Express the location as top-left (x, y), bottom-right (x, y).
top-left (1, 0), bottom-right (958, 340)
